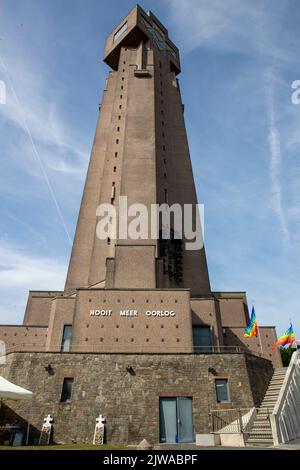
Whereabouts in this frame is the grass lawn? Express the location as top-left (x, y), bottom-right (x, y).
top-left (0, 443), bottom-right (133, 450)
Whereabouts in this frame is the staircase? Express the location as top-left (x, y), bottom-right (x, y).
top-left (246, 368), bottom-right (287, 447)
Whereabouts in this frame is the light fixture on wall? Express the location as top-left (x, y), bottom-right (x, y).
top-left (208, 367), bottom-right (217, 376)
top-left (126, 365), bottom-right (136, 376)
top-left (44, 364), bottom-right (54, 375)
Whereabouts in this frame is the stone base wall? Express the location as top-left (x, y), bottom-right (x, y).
top-left (0, 352), bottom-right (274, 445)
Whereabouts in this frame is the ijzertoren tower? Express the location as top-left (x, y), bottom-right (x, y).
top-left (65, 6), bottom-right (211, 296)
top-left (0, 6), bottom-right (282, 446)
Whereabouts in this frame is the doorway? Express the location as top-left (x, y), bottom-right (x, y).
top-left (159, 397), bottom-right (194, 443)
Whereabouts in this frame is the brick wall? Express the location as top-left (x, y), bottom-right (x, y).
top-left (0, 351), bottom-right (273, 445)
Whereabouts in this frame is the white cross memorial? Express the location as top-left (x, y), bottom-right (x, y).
top-left (38, 414), bottom-right (53, 445)
top-left (93, 414), bottom-right (105, 445)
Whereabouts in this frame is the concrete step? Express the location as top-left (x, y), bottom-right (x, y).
top-left (246, 368), bottom-right (287, 448)
top-left (247, 437), bottom-right (273, 442)
top-left (266, 386), bottom-right (284, 391)
top-left (247, 436), bottom-right (273, 440)
top-left (250, 426), bottom-right (272, 432)
top-left (263, 394), bottom-right (281, 399)
top-left (246, 442), bottom-right (273, 447)
top-left (251, 422), bottom-right (271, 426)
top-left (260, 406), bottom-right (276, 411)
top-left (257, 407), bottom-right (273, 411)
top-left (250, 431), bottom-right (272, 436)
top-left (250, 432), bottom-right (272, 436)
top-left (254, 420), bottom-right (271, 425)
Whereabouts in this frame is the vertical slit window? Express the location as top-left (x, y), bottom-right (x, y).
top-left (60, 378), bottom-right (74, 403)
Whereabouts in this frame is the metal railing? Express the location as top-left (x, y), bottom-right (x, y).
top-left (0, 343), bottom-right (248, 356)
top-left (271, 349), bottom-right (300, 445)
top-left (193, 345), bottom-right (245, 354)
top-left (210, 408), bottom-right (257, 434)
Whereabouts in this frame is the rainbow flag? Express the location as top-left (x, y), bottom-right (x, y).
top-left (272, 324), bottom-right (296, 350)
top-left (244, 306), bottom-right (258, 337)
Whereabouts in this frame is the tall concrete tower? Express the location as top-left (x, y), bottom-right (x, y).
top-left (65, 5), bottom-right (210, 297)
top-left (0, 6), bottom-right (283, 447)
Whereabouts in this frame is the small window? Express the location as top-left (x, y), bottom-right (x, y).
top-left (121, 86), bottom-right (124, 90)
top-left (162, 121), bottom-right (164, 126)
top-left (107, 237), bottom-right (111, 245)
top-left (161, 110), bottom-right (164, 115)
top-left (111, 182), bottom-right (116, 203)
top-left (215, 379), bottom-right (230, 403)
top-left (118, 115), bottom-right (121, 120)
top-left (193, 326), bottom-right (212, 353)
top-left (113, 22), bottom-right (128, 43)
top-left (115, 152), bottom-right (118, 158)
top-left (116, 139), bottom-right (119, 144)
top-left (163, 145), bottom-right (166, 151)
top-left (119, 105), bottom-right (122, 109)
top-left (61, 325), bottom-right (72, 352)
top-left (117, 126), bottom-right (120, 131)
top-left (113, 166), bottom-right (116, 172)
top-left (122, 77), bottom-right (124, 81)
top-left (60, 378), bottom-right (74, 403)
top-left (120, 95), bottom-right (123, 99)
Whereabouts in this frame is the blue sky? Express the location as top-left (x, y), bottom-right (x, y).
top-left (0, 0), bottom-right (299, 338)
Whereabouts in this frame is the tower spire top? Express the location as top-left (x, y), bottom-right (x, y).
top-left (104, 4), bottom-right (180, 74)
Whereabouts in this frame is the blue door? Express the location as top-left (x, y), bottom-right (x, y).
top-left (178, 397), bottom-right (194, 443)
top-left (159, 397), bottom-right (194, 443)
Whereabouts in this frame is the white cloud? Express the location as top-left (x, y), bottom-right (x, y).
top-left (165, 0), bottom-right (298, 68)
top-left (264, 73), bottom-right (290, 241)
top-left (0, 53), bottom-right (88, 172)
top-left (0, 44), bottom-right (89, 245)
top-left (165, 0), bottom-right (266, 57)
top-left (0, 239), bottom-right (67, 324)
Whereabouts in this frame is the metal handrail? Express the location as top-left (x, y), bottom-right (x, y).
top-left (210, 408), bottom-right (257, 434)
top-left (1, 343), bottom-right (247, 355)
top-left (271, 349), bottom-right (300, 445)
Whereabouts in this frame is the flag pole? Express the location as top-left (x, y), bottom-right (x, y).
top-left (290, 319), bottom-right (297, 351)
top-left (251, 302), bottom-right (264, 356)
